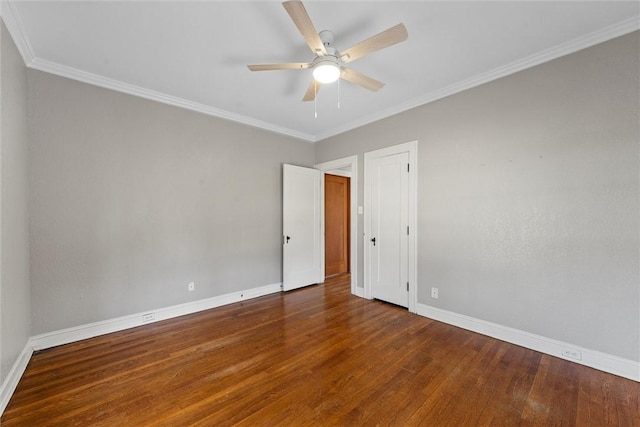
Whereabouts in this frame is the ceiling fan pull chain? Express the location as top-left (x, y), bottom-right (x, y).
top-left (338, 77), bottom-right (341, 109)
top-left (314, 80), bottom-right (318, 118)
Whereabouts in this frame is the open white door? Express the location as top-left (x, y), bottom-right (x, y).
top-left (283, 164), bottom-right (322, 291)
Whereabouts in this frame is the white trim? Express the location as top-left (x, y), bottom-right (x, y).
top-left (315, 155), bottom-right (359, 296)
top-left (363, 141), bottom-right (418, 312)
top-left (313, 16), bottom-right (640, 142)
top-left (28, 58), bottom-right (316, 142)
top-left (1, 1), bottom-right (36, 66)
top-left (407, 143), bottom-right (418, 314)
top-left (416, 303), bottom-right (640, 382)
top-left (2, 0), bottom-right (313, 142)
top-left (0, 282), bottom-right (281, 416)
top-left (324, 170), bottom-right (351, 178)
top-left (30, 282), bottom-right (281, 351)
top-left (2, 287), bottom-right (636, 417)
top-left (5, 0), bottom-right (637, 143)
top-left (0, 343), bottom-right (33, 415)
top-left (362, 153), bottom-right (370, 299)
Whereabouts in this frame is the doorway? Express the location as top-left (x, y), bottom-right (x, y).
top-left (325, 173), bottom-right (350, 278)
top-left (315, 155), bottom-right (359, 296)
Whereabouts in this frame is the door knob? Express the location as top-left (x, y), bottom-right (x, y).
top-left (371, 237), bottom-right (376, 246)
top-left (286, 235), bottom-right (291, 243)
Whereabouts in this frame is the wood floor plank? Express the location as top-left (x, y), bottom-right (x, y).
top-left (3, 274), bottom-right (639, 426)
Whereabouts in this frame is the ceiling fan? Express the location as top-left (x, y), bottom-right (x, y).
top-left (247, 0), bottom-right (408, 102)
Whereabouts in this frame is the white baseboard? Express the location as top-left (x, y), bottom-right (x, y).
top-left (1, 282), bottom-right (281, 416)
top-left (4, 286), bottom-right (636, 419)
top-left (31, 282), bottom-right (282, 351)
top-left (353, 286), bottom-right (365, 298)
top-left (0, 342), bottom-right (33, 415)
top-left (416, 303), bottom-right (639, 382)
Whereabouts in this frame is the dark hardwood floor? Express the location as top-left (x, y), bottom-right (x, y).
top-left (3, 274), bottom-right (639, 426)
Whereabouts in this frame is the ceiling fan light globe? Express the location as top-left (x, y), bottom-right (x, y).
top-left (313, 63), bottom-right (340, 84)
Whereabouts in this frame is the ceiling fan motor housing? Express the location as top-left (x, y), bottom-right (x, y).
top-left (311, 30), bottom-right (342, 83)
top-left (312, 30), bottom-right (341, 83)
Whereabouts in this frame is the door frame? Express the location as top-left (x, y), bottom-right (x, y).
top-left (364, 141), bottom-right (417, 313)
top-left (315, 155), bottom-right (359, 296)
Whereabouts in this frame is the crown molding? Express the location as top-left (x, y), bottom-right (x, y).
top-left (1, 0), bottom-right (36, 66)
top-left (28, 58), bottom-right (316, 142)
top-left (3, 3), bottom-right (315, 142)
top-left (314, 15), bottom-right (640, 142)
top-left (4, 0), bottom-right (638, 143)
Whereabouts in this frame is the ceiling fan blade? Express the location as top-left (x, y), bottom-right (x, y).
top-left (302, 79), bottom-right (319, 102)
top-left (247, 62), bottom-right (311, 71)
top-left (340, 68), bottom-right (385, 92)
top-left (340, 23), bottom-right (408, 63)
top-left (282, 1), bottom-right (327, 56)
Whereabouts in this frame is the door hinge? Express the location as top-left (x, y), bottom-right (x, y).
top-left (407, 282), bottom-right (409, 291)
top-left (407, 226), bottom-right (409, 235)
top-left (407, 163), bottom-right (410, 172)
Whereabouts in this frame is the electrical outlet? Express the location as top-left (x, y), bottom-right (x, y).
top-left (561, 348), bottom-right (582, 360)
top-left (431, 287), bottom-right (439, 299)
top-left (188, 282), bottom-right (195, 292)
top-left (142, 313), bottom-right (155, 323)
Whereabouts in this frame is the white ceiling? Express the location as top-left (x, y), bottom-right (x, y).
top-left (4, 1), bottom-right (639, 142)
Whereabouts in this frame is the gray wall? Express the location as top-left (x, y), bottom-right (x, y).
top-left (1, 21), bottom-right (31, 385)
top-left (29, 70), bottom-right (314, 334)
top-left (2, 17), bottom-right (638, 379)
top-left (315, 32), bottom-right (640, 361)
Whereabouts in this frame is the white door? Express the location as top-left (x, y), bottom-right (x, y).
top-left (367, 151), bottom-right (410, 307)
top-left (282, 164), bottom-right (322, 291)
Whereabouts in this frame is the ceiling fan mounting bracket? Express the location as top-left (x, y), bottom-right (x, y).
top-left (319, 30), bottom-right (334, 47)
